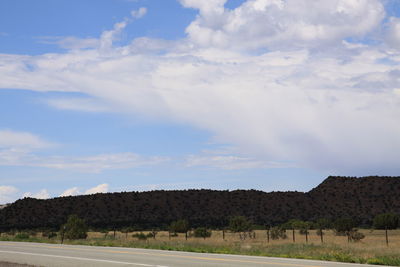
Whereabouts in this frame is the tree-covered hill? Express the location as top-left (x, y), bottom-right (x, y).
top-left (1, 176), bottom-right (399, 230)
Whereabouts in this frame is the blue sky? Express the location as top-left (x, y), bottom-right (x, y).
top-left (1, 0), bottom-right (400, 203)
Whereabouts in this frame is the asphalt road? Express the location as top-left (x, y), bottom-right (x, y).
top-left (0, 241), bottom-right (385, 267)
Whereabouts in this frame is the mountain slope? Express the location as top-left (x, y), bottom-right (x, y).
top-left (0, 176), bottom-right (399, 230)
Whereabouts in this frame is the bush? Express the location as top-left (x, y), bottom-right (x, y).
top-left (15, 233), bottom-right (30, 239)
top-left (27, 230), bottom-right (37, 236)
top-left (61, 214), bottom-right (88, 240)
top-left (42, 230), bottom-right (57, 239)
top-left (194, 227), bottom-right (211, 239)
top-left (132, 232), bottom-right (148, 240)
top-left (349, 229), bottom-right (365, 242)
top-left (147, 231), bottom-right (157, 239)
top-left (48, 232), bottom-right (57, 239)
top-left (270, 227), bottom-right (287, 240)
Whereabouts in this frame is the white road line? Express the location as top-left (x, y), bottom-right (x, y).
top-left (0, 250), bottom-right (168, 267)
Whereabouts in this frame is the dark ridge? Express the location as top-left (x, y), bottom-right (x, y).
top-left (0, 176), bottom-right (399, 230)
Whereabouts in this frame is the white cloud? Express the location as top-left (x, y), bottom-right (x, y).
top-left (0, 4), bottom-right (400, 175)
top-left (23, 189), bottom-right (50, 199)
top-left (0, 185), bottom-right (19, 204)
top-left (131, 7), bottom-right (147, 19)
top-left (100, 7), bottom-right (147, 52)
top-left (183, 0), bottom-right (385, 50)
top-left (60, 184), bottom-right (109, 197)
top-left (85, 183), bottom-right (109, 194)
top-left (0, 150), bottom-right (168, 173)
top-left (0, 129), bottom-right (52, 149)
top-left (186, 153), bottom-right (291, 170)
top-left (45, 97), bottom-right (112, 112)
top-left (385, 17), bottom-right (400, 49)
top-left (60, 187), bottom-right (80, 197)
top-left (0, 130), bottom-right (167, 173)
top-left (38, 36), bottom-right (99, 50)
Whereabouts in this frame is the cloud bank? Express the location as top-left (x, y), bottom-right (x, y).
top-left (0, 130), bottom-right (167, 173)
top-left (1, 1), bottom-right (400, 175)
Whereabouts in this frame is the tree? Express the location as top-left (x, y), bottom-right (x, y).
top-left (373, 213), bottom-right (399, 246)
top-left (229, 216), bottom-right (253, 240)
top-left (194, 227), bottom-right (211, 239)
top-left (169, 219), bottom-right (189, 240)
top-left (61, 215), bottom-right (88, 240)
top-left (282, 219), bottom-right (302, 243)
top-left (316, 218), bottom-right (332, 243)
top-left (334, 218), bottom-right (355, 242)
top-left (121, 227), bottom-right (134, 239)
top-left (297, 221), bottom-right (312, 243)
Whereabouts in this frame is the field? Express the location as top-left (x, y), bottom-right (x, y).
top-left (1, 229), bottom-right (400, 265)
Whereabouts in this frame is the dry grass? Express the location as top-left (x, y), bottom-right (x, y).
top-left (2, 229), bottom-right (400, 265)
top-left (86, 229), bottom-right (400, 261)
top-left (88, 229), bottom-right (400, 247)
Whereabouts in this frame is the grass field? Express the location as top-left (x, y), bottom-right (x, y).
top-left (1, 229), bottom-right (400, 265)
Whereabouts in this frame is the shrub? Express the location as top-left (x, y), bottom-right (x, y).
top-left (47, 232), bottom-right (57, 239)
top-left (42, 231), bottom-right (57, 239)
top-left (229, 216), bottom-right (253, 240)
top-left (61, 214), bottom-right (88, 240)
top-left (132, 232), bottom-right (148, 240)
top-left (270, 227), bottom-right (287, 240)
top-left (334, 218), bottom-right (355, 236)
top-left (349, 229), bottom-right (365, 242)
top-left (148, 230), bottom-right (158, 239)
top-left (194, 227), bottom-right (212, 239)
top-left (15, 233), bottom-right (30, 239)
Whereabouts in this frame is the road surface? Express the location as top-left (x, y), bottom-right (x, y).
top-left (0, 241), bottom-right (384, 267)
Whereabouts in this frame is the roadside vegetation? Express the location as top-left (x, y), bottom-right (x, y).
top-left (1, 214), bottom-right (400, 266)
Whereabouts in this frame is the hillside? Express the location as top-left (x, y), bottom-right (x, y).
top-left (0, 176), bottom-right (399, 230)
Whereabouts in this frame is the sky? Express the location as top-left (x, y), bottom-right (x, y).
top-left (1, 0), bottom-right (400, 203)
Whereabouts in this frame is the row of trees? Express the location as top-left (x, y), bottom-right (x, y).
top-left (58, 213), bottom-right (399, 246)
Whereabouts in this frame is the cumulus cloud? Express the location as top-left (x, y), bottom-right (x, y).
top-left (0, 185), bottom-right (19, 204)
top-left (85, 183), bottom-right (109, 194)
top-left (183, 0), bottom-right (385, 50)
top-left (60, 187), bottom-right (80, 197)
top-left (60, 184), bottom-right (109, 196)
top-left (23, 189), bottom-right (50, 199)
top-left (0, 3), bottom-right (400, 175)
